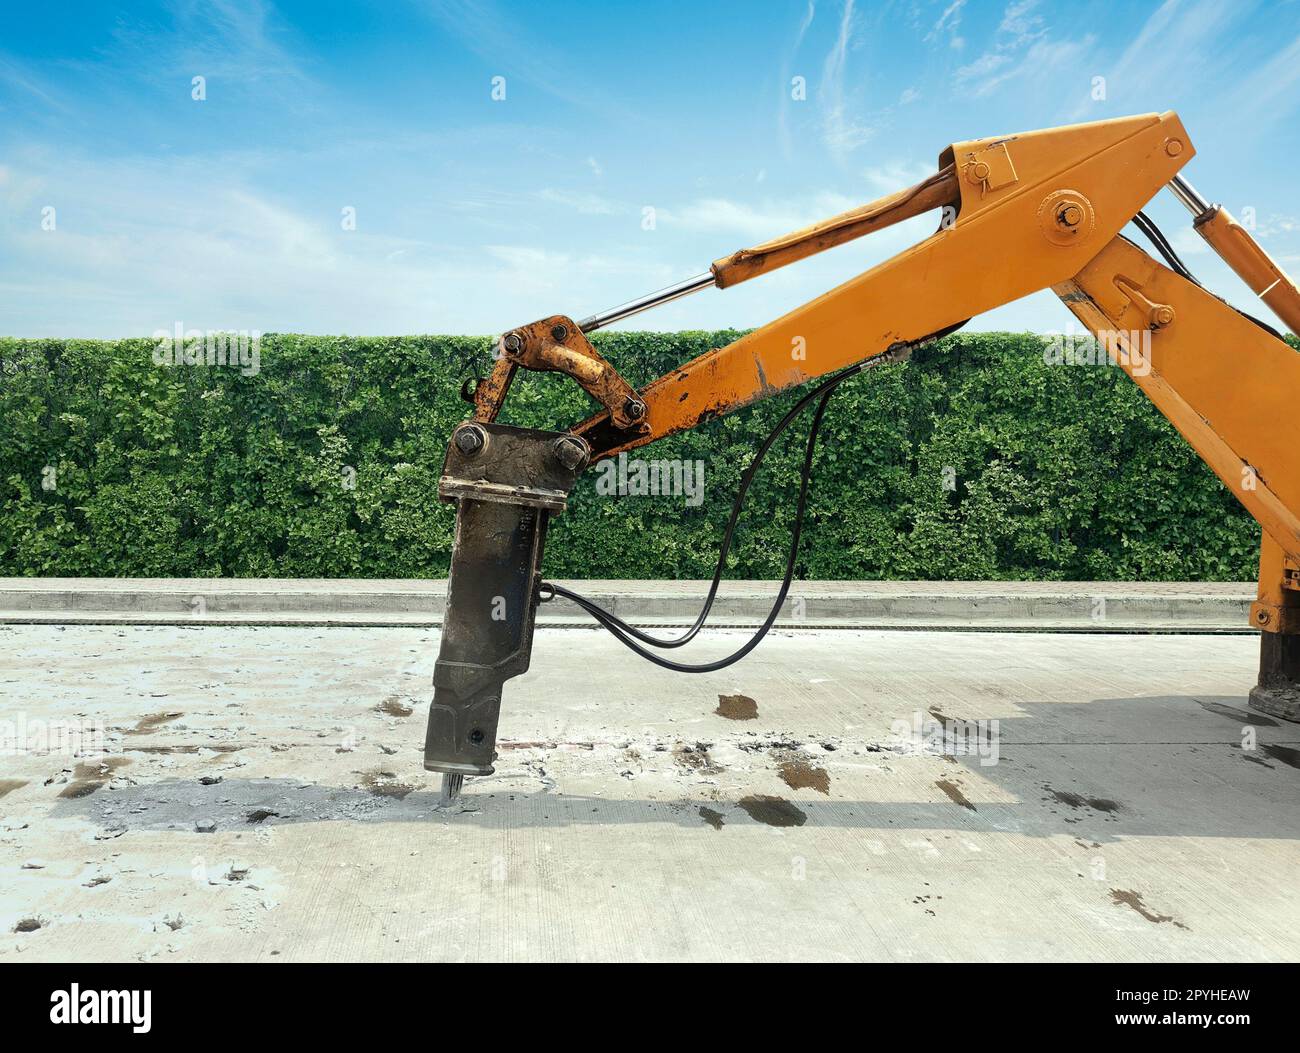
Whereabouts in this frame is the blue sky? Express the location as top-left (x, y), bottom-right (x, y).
top-left (1, 0), bottom-right (1297, 337)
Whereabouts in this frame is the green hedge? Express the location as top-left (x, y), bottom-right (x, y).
top-left (1, 330), bottom-right (1290, 580)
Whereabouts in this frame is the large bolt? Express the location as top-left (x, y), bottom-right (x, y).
top-left (550, 323), bottom-right (569, 342)
top-left (454, 424), bottom-right (487, 456)
top-left (552, 435), bottom-right (589, 472)
top-left (622, 397), bottom-right (646, 421)
top-left (502, 332), bottom-right (524, 355)
top-left (1149, 304), bottom-right (1175, 328)
top-left (1057, 202), bottom-right (1084, 227)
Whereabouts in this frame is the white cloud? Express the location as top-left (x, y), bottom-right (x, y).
top-left (1170, 228), bottom-right (1210, 257)
top-left (662, 192), bottom-right (860, 241)
top-left (0, 54), bottom-right (70, 112)
top-left (1069, 0), bottom-right (1236, 118)
top-left (536, 188), bottom-right (619, 215)
top-left (953, 0), bottom-right (1092, 99)
top-left (862, 160), bottom-right (934, 194)
top-left (423, 0), bottom-right (632, 120)
top-left (818, 0), bottom-right (876, 158)
top-left (997, 0), bottom-right (1046, 47)
top-left (927, 0), bottom-right (967, 48)
top-left (104, 0), bottom-right (318, 107)
top-left (955, 52), bottom-right (1011, 84)
top-left (1222, 33), bottom-right (1300, 127)
top-left (0, 152), bottom-right (475, 335)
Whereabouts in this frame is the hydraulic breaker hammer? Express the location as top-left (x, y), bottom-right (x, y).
top-left (423, 422), bottom-right (588, 799)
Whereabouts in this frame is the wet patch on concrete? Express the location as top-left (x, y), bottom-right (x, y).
top-left (1044, 785), bottom-right (1120, 813)
top-left (777, 756), bottom-right (830, 795)
top-left (57, 757), bottom-right (132, 799)
top-left (698, 806), bottom-right (725, 830)
top-left (1110, 888), bottom-right (1189, 930)
top-left (0, 778), bottom-right (28, 799)
top-left (737, 795), bottom-right (806, 827)
top-left (376, 696), bottom-right (413, 718)
top-left (361, 769), bottom-right (416, 799)
top-left (716, 693), bottom-right (758, 720)
top-left (935, 778), bottom-right (976, 811)
top-left (245, 808), bottom-right (280, 823)
top-left (127, 711), bottom-right (184, 735)
top-left (58, 780), bottom-right (102, 799)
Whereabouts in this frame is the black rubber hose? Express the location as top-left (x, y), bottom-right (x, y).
top-left (544, 382), bottom-right (837, 673)
top-left (542, 320), bottom-right (968, 671)
top-left (544, 360), bottom-right (868, 650)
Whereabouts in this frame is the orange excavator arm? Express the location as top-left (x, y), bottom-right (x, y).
top-left (428, 111), bottom-right (1300, 798)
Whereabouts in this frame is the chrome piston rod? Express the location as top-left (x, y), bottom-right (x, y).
top-left (1168, 174), bottom-right (1213, 220)
top-left (578, 271), bottom-right (716, 333)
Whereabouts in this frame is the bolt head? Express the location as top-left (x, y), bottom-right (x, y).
top-left (623, 397), bottom-right (646, 420)
top-left (1058, 203), bottom-right (1084, 227)
top-left (502, 332), bottom-right (524, 354)
top-left (552, 436), bottom-right (588, 471)
top-left (550, 323), bottom-right (569, 342)
top-left (454, 425), bottom-right (486, 455)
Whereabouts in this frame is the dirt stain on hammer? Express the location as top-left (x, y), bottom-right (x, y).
top-left (1110, 888), bottom-right (1189, 930)
top-left (127, 711), bottom-right (184, 735)
top-left (738, 795), bottom-right (807, 827)
top-left (778, 758), bottom-right (831, 795)
top-left (716, 693), bottom-right (758, 720)
top-left (935, 778), bottom-right (976, 812)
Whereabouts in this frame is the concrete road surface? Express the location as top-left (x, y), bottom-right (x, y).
top-left (1, 623), bottom-right (1297, 962)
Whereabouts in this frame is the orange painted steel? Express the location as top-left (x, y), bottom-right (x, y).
top-left (709, 165), bottom-right (960, 289)
top-left (558, 111), bottom-right (1297, 646)
top-left (573, 112), bottom-right (1195, 458)
top-left (1194, 206), bottom-right (1300, 335)
top-left (1054, 235), bottom-right (1300, 568)
top-left (1185, 197), bottom-right (1300, 621)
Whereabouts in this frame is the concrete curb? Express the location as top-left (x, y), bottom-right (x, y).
top-left (0, 578), bottom-right (1257, 632)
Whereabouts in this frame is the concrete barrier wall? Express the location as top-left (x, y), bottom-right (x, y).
top-left (0, 578), bottom-right (1255, 631)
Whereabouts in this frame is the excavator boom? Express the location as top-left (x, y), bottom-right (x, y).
top-left (426, 112), bottom-right (1300, 798)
